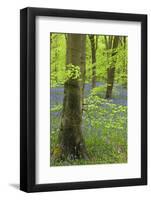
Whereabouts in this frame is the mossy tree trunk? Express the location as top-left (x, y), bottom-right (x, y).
top-left (89, 35), bottom-right (97, 88)
top-left (105, 36), bottom-right (119, 98)
top-left (81, 36), bottom-right (86, 106)
top-left (58, 34), bottom-right (87, 160)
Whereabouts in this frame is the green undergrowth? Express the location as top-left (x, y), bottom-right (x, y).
top-left (50, 87), bottom-right (127, 166)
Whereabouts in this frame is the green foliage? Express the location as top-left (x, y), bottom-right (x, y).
top-left (50, 33), bottom-right (66, 87)
top-left (50, 104), bottom-right (62, 112)
top-left (65, 64), bottom-right (81, 81)
top-left (90, 85), bottom-right (121, 99)
top-left (50, 33), bottom-right (128, 87)
top-left (84, 91), bottom-right (127, 134)
top-left (115, 45), bottom-right (128, 86)
top-left (91, 85), bottom-right (106, 98)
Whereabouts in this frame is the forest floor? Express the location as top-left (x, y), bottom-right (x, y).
top-left (50, 82), bottom-right (127, 166)
top-left (50, 82), bottom-right (127, 107)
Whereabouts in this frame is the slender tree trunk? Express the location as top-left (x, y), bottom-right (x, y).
top-left (58, 34), bottom-right (87, 160)
top-left (80, 36), bottom-right (86, 107)
top-left (89, 35), bottom-right (96, 88)
top-left (105, 36), bottom-right (119, 99)
top-left (106, 67), bottom-right (115, 98)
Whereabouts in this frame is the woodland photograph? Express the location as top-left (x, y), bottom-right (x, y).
top-left (50, 33), bottom-right (128, 166)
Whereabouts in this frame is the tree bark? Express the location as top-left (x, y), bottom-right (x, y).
top-left (105, 36), bottom-right (119, 99)
top-left (80, 35), bottom-right (86, 107)
top-left (89, 35), bottom-right (96, 88)
top-left (58, 34), bottom-right (87, 160)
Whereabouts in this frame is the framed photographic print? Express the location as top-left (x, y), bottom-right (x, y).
top-left (20, 7), bottom-right (147, 192)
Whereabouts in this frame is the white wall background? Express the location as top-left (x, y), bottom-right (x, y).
top-left (0, 0), bottom-right (150, 199)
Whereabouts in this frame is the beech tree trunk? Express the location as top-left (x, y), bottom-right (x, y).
top-left (58, 34), bottom-right (87, 160)
top-left (80, 36), bottom-right (86, 104)
top-left (89, 35), bottom-right (96, 88)
top-left (105, 36), bottom-right (119, 99)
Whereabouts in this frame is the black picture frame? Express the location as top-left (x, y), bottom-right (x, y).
top-left (20, 7), bottom-right (147, 193)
